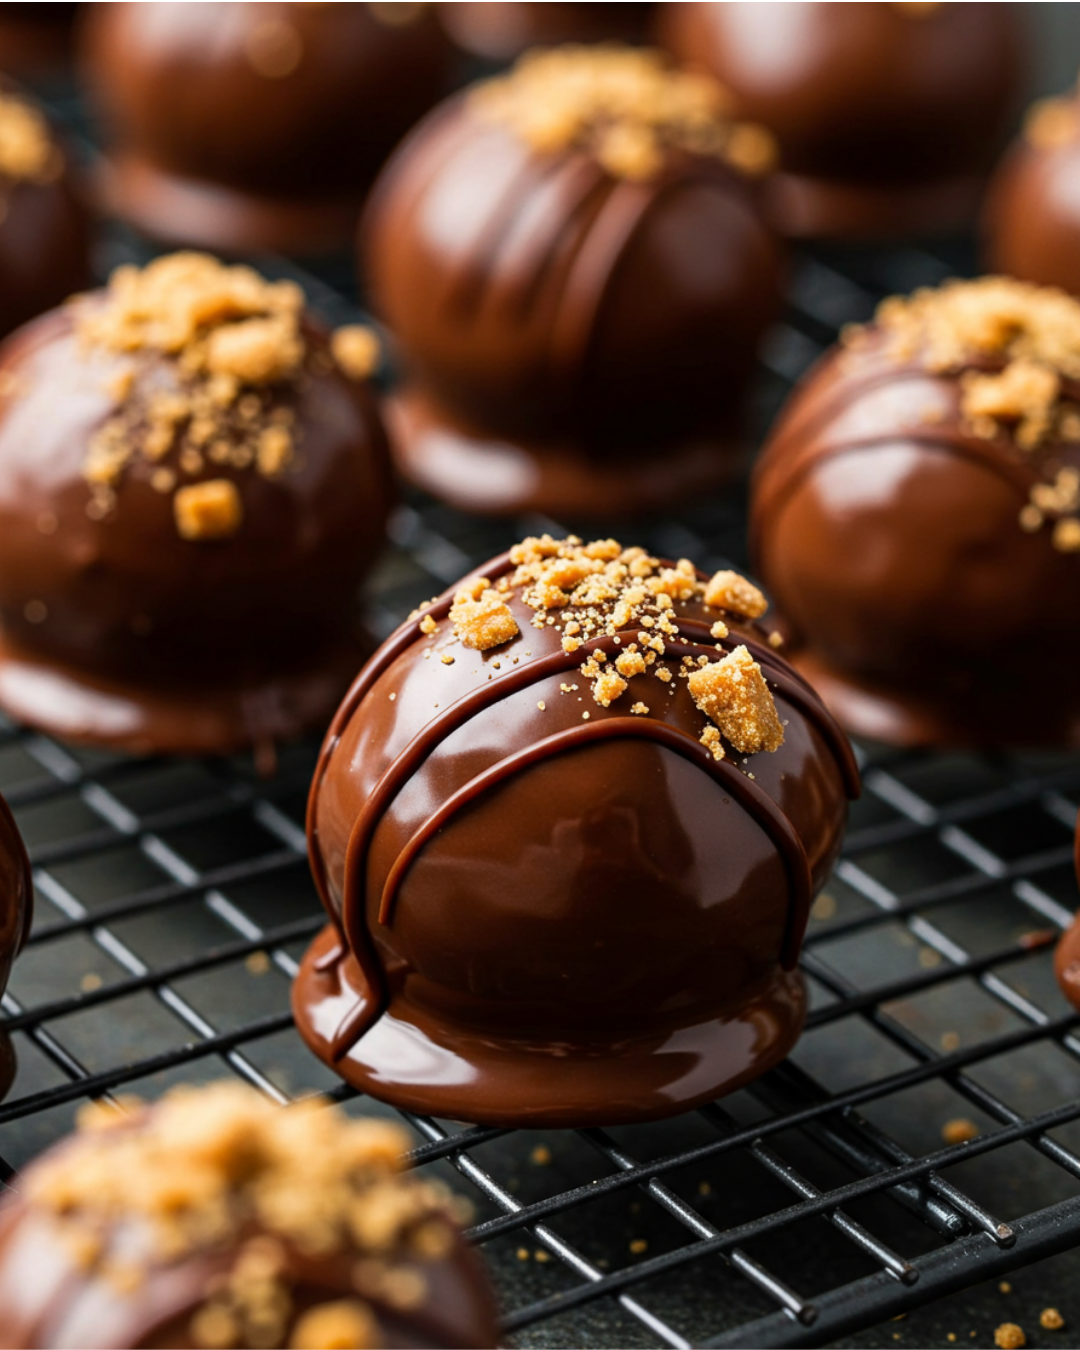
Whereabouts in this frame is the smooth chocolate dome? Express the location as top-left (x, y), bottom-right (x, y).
top-left (439, 2), bottom-right (654, 60)
top-left (985, 91), bottom-right (1080, 296)
top-left (0, 1083), bottom-right (500, 1349)
top-left (362, 45), bottom-right (783, 516)
top-left (0, 252), bottom-right (393, 759)
top-left (752, 277), bottom-right (1080, 747)
top-left (0, 83), bottom-right (89, 340)
top-left (658, 1), bottom-right (1023, 238)
top-left (295, 536), bottom-right (857, 1126)
top-left (80, 2), bottom-right (455, 254)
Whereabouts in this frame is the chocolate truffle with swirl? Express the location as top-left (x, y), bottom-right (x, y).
top-left (0, 252), bottom-right (392, 760)
top-left (80, 2), bottom-right (454, 255)
top-left (363, 46), bottom-right (782, 517)
top-left (658, 2), bottom-right (1023, 240)
top-left (0, 84), bottom-right (88, 340)
top-left (0, 1082), bottom-right (500, 1349)
top-left (295, 536), bottom-right (857, 1127)
top-left (984, 84), bottom-right (1080, 297)
top-left (752, 277), bottom-right (1080, 747)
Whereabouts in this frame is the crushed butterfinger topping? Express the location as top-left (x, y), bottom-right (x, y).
top-left (703, 569), bottom-right (768, 618)
top-left (856, 277), bottom-right (1080, 551)
top-left (994, 1324), bottom-right (1026, 1350)
top-left (0, 89), bottom-right (62, 184)
top-left (74, 253), bottom-right (371, 538)
top-left (174, 479), bottom-right (243, 541)
top-left (471, 45), bottom-right (776, 181)
top-left (331, 324), bottom-right (380, 381)
top-left (450, 578), bottom-right (520, 650)
top-left (688, 646), bottom-right (785, 754)
top-left (29, 1083), bottom-right (464, 1347)
top-left (500, 536), bottom-right (784, 759)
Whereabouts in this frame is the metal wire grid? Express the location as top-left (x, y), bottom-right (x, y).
top-left (0, 88), bottom-right (1077, 1341)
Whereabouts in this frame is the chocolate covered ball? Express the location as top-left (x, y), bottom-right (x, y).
top-left (752, 276), bottom-right (1080, 748)
top-left (0, 251), bottom-right (393, 760)
top-left (0, 1082), bottom-right (500, 1349)
top-left (0, 787), bottom-right (30, 1007)
top-left (295, 535), bottom-right (858, 1127)
top-left (1054, 817), bottom-right (1080, 1010)
top-left (81, 2), bottom-right (455, 255)
top-left (658, 1), bottom-right (1023, 239)
top-left (985, 87), bottom-right (1080, 296)
top-left (363, 45), bottom-right (783, 516)
top-left (0, 83), bottom-right (89, 340)
top-left (439, 2), bottom-right (653, 61)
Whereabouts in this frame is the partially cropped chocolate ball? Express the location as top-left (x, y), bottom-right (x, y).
top-left (81, 2), bottom-right (454, 254)
top-left (296, 536), bottom-right (858, 1126)
top-left (363, 45), bottom-right (783, 516)
top-left (1054, 816), bottom-right (1080, 1010)
top-left (0, 1082), bottom-right (500, 1349)
top-left (985, 87), bottom-right (1080, 296)
top-left (658, 1), bottom-right (1023, 239)
top-left (0, 252), bottom-right (392, 760)
top-left (0, 83), bottom-right (89, 340)
top-left (752, 277), bottom-right (1080, 747)
top-left (439, 3), bottom-right (654, 61)
top-left (0, 787), bottom-right (30, 1004)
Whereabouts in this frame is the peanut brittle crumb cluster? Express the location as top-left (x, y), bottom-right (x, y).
top-left (470, 45), bottom-right (777, 181)
top-left (424, 536), bottom-right (785, 760)
top-left (847, 277), bottom-right (1080, 552)
top-left (995, 1323), bottom-right (1026, 1350)
top-left (76, 253), bottom-right (376, 540)
top-left (0, 90), bottom-right (62, 186)
top-left (30, 1083), bottom-right (465, 1350)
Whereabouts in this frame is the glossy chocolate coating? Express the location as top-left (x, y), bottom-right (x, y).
top-left (363, 93), bottom-right (782, 516)
top-left (439, 3), bottom-right (654, 61)
top-left (0, 1142), bottom-right (499, 1349)
top-left (294, 550), bottom-right (857, 1127)
top-left (80, 2), bottom-right (455, 254)
top-left (751, 331), bottom-right (1080, 747)
top-left (0, 304), bottom-right (393, 758)
top-left (658, 1), bottom-right (1023, 238)
top-left (984, 107), bottom-right (1080, 296)
top-left (0, 92), bottom-right (89, 342)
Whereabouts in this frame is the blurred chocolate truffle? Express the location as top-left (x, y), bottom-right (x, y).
top-left (0, 83), bottom-right (88, 340)
top-left (439, 3), bottom-right (653, 61)
top-left (658, 1), bottom-right (1023, 239)
top-left (0, 1082), bottom-right (500, 1349)
top-left (0, 251), bottom-right (392, 760)
top-left (985, 85), bottom-right (1080, 296)
top-left (0, 788), bottom-right (30, 1007)
top-left (363, 45), bottom-right (783, 516)
top-left (80, 2), bottom-right (455, 255)
top-left (752, 276), bottom-right (1080, 747)
top-left (296, 535), bottom-right (858, 1126)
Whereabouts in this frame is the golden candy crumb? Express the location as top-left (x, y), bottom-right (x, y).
top-left (173, 480), bottom-right (243, 541)
top-left (688, 646), bottom-right (784, 755)
top-left (704, 569), bottom-right (768, 618)
top-left (331, 325), bottom-right (380, 381)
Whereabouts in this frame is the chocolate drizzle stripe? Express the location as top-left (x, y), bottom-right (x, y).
top-left (548, 174), bottom-right (662, 384)
top-left (305, 552), bottom-right (516, 913)
top-left (376, 716), bottom-right (813, 960)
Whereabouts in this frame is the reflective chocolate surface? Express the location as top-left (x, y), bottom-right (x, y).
top-left (295, 548), bottom-right (856, 1126)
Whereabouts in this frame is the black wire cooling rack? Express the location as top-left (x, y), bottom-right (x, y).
top-left (1, 85), bottom-right (1080, 1350)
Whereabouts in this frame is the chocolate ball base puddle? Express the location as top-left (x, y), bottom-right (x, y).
top-left (792, 647), bottom-right (1080, 750)
top-left (770, 170), bottom-right (987, 241)
top-left (390, 388), bottom-right (743, 518)
top-left (293, 924), bottom-right (807, 1128)
top-left (97, 154), bottom-right (364, 256)
top-left (0, 629), bottom-right (369, 760)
